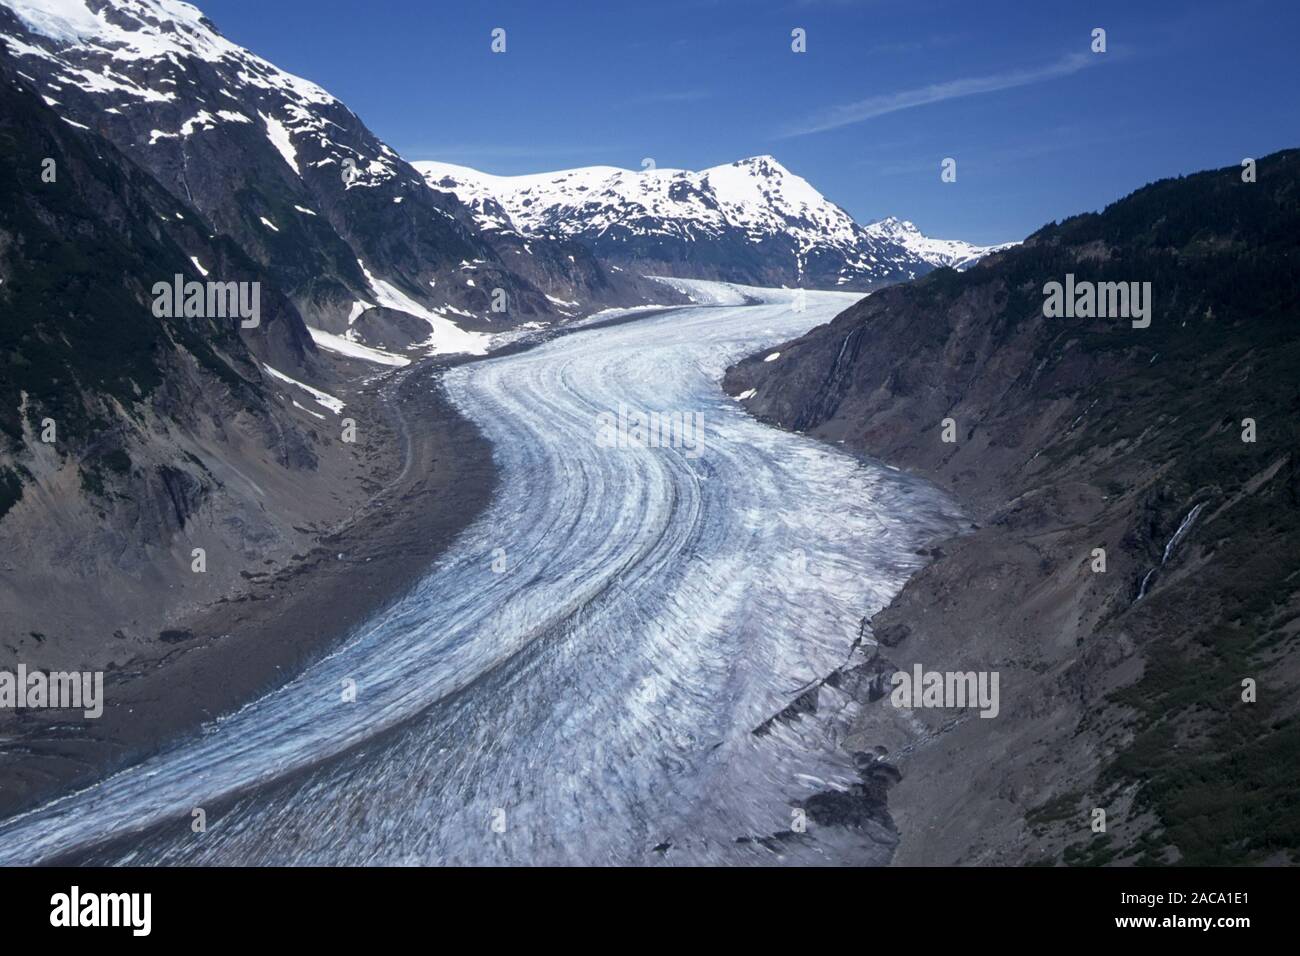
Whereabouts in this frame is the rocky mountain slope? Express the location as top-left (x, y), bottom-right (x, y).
top-left (0, 0), bottom-right (666, 365)
top-left (725, 149), bottom-right (1300, 865)
top-left (0, 54), bottom-right (394, 674)
top-left (418, 155), bottom-right (1009, 292)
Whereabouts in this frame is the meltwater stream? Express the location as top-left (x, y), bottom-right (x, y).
top-left (0, 285), bottom-right (962, 865)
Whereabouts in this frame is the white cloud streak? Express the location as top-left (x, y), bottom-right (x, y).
top-left (783, 52), bottom-right (1097, 136)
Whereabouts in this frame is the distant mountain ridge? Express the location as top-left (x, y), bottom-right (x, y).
top-left (862, 216), bottom-right (1017, 271)
top-left (417, 155), bottom-right (1012, 291)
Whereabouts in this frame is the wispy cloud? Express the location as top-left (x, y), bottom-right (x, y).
top-left (782, 52), bottom-right (1098, 137)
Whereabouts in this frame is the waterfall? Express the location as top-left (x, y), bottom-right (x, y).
top-left (1162, 502), bottom-right (1206, 565)
top-left (1136, 501), bottom-right (1207, 601)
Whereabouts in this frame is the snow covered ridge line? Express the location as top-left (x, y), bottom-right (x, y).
top-left (415, 155), bottom-right (861, 245)
top-left (415, 156), bottom-right (1016, 286)
top-left (1, 0), bottom-right (402, 192)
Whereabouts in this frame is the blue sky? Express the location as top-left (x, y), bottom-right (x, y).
top-left (198, 0), bottom-right (1298, 245)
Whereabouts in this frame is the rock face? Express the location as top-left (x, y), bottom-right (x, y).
top-left (725, 149), bottom-right (1300, 866)
top-left (417, 155), bottom-right (1009, 291)
top-left (0, 0), bottom-right (662, 362)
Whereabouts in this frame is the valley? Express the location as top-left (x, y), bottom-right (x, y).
top-left (0, 0), bottom-right (1292, 875)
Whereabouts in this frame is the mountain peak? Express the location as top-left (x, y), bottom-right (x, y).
top-left (865, 216), bottom-right (920, 237)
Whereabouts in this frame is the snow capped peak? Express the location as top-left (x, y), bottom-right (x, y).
top-left (702, 155), bottom-right (842, 231)
top-left (863, 216), bottom-right (1017, 270)
top-left (2, 0), bottom-right (335, 105)
top-left (721, 156), bottom-right (810, 189)
top-left (415, 154), bottom-right (861, 251)
top-left (864, 215), bottom-right (919, 237)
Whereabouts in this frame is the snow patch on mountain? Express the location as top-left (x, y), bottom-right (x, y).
top-left (261, 363), bottom-right (344, 414)
top-left (307, 327), bottom-right (409, 367)
top-left (260, 112), bottom-right (299, 175)
top-left (356, 260), bottom-right (489, 356)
